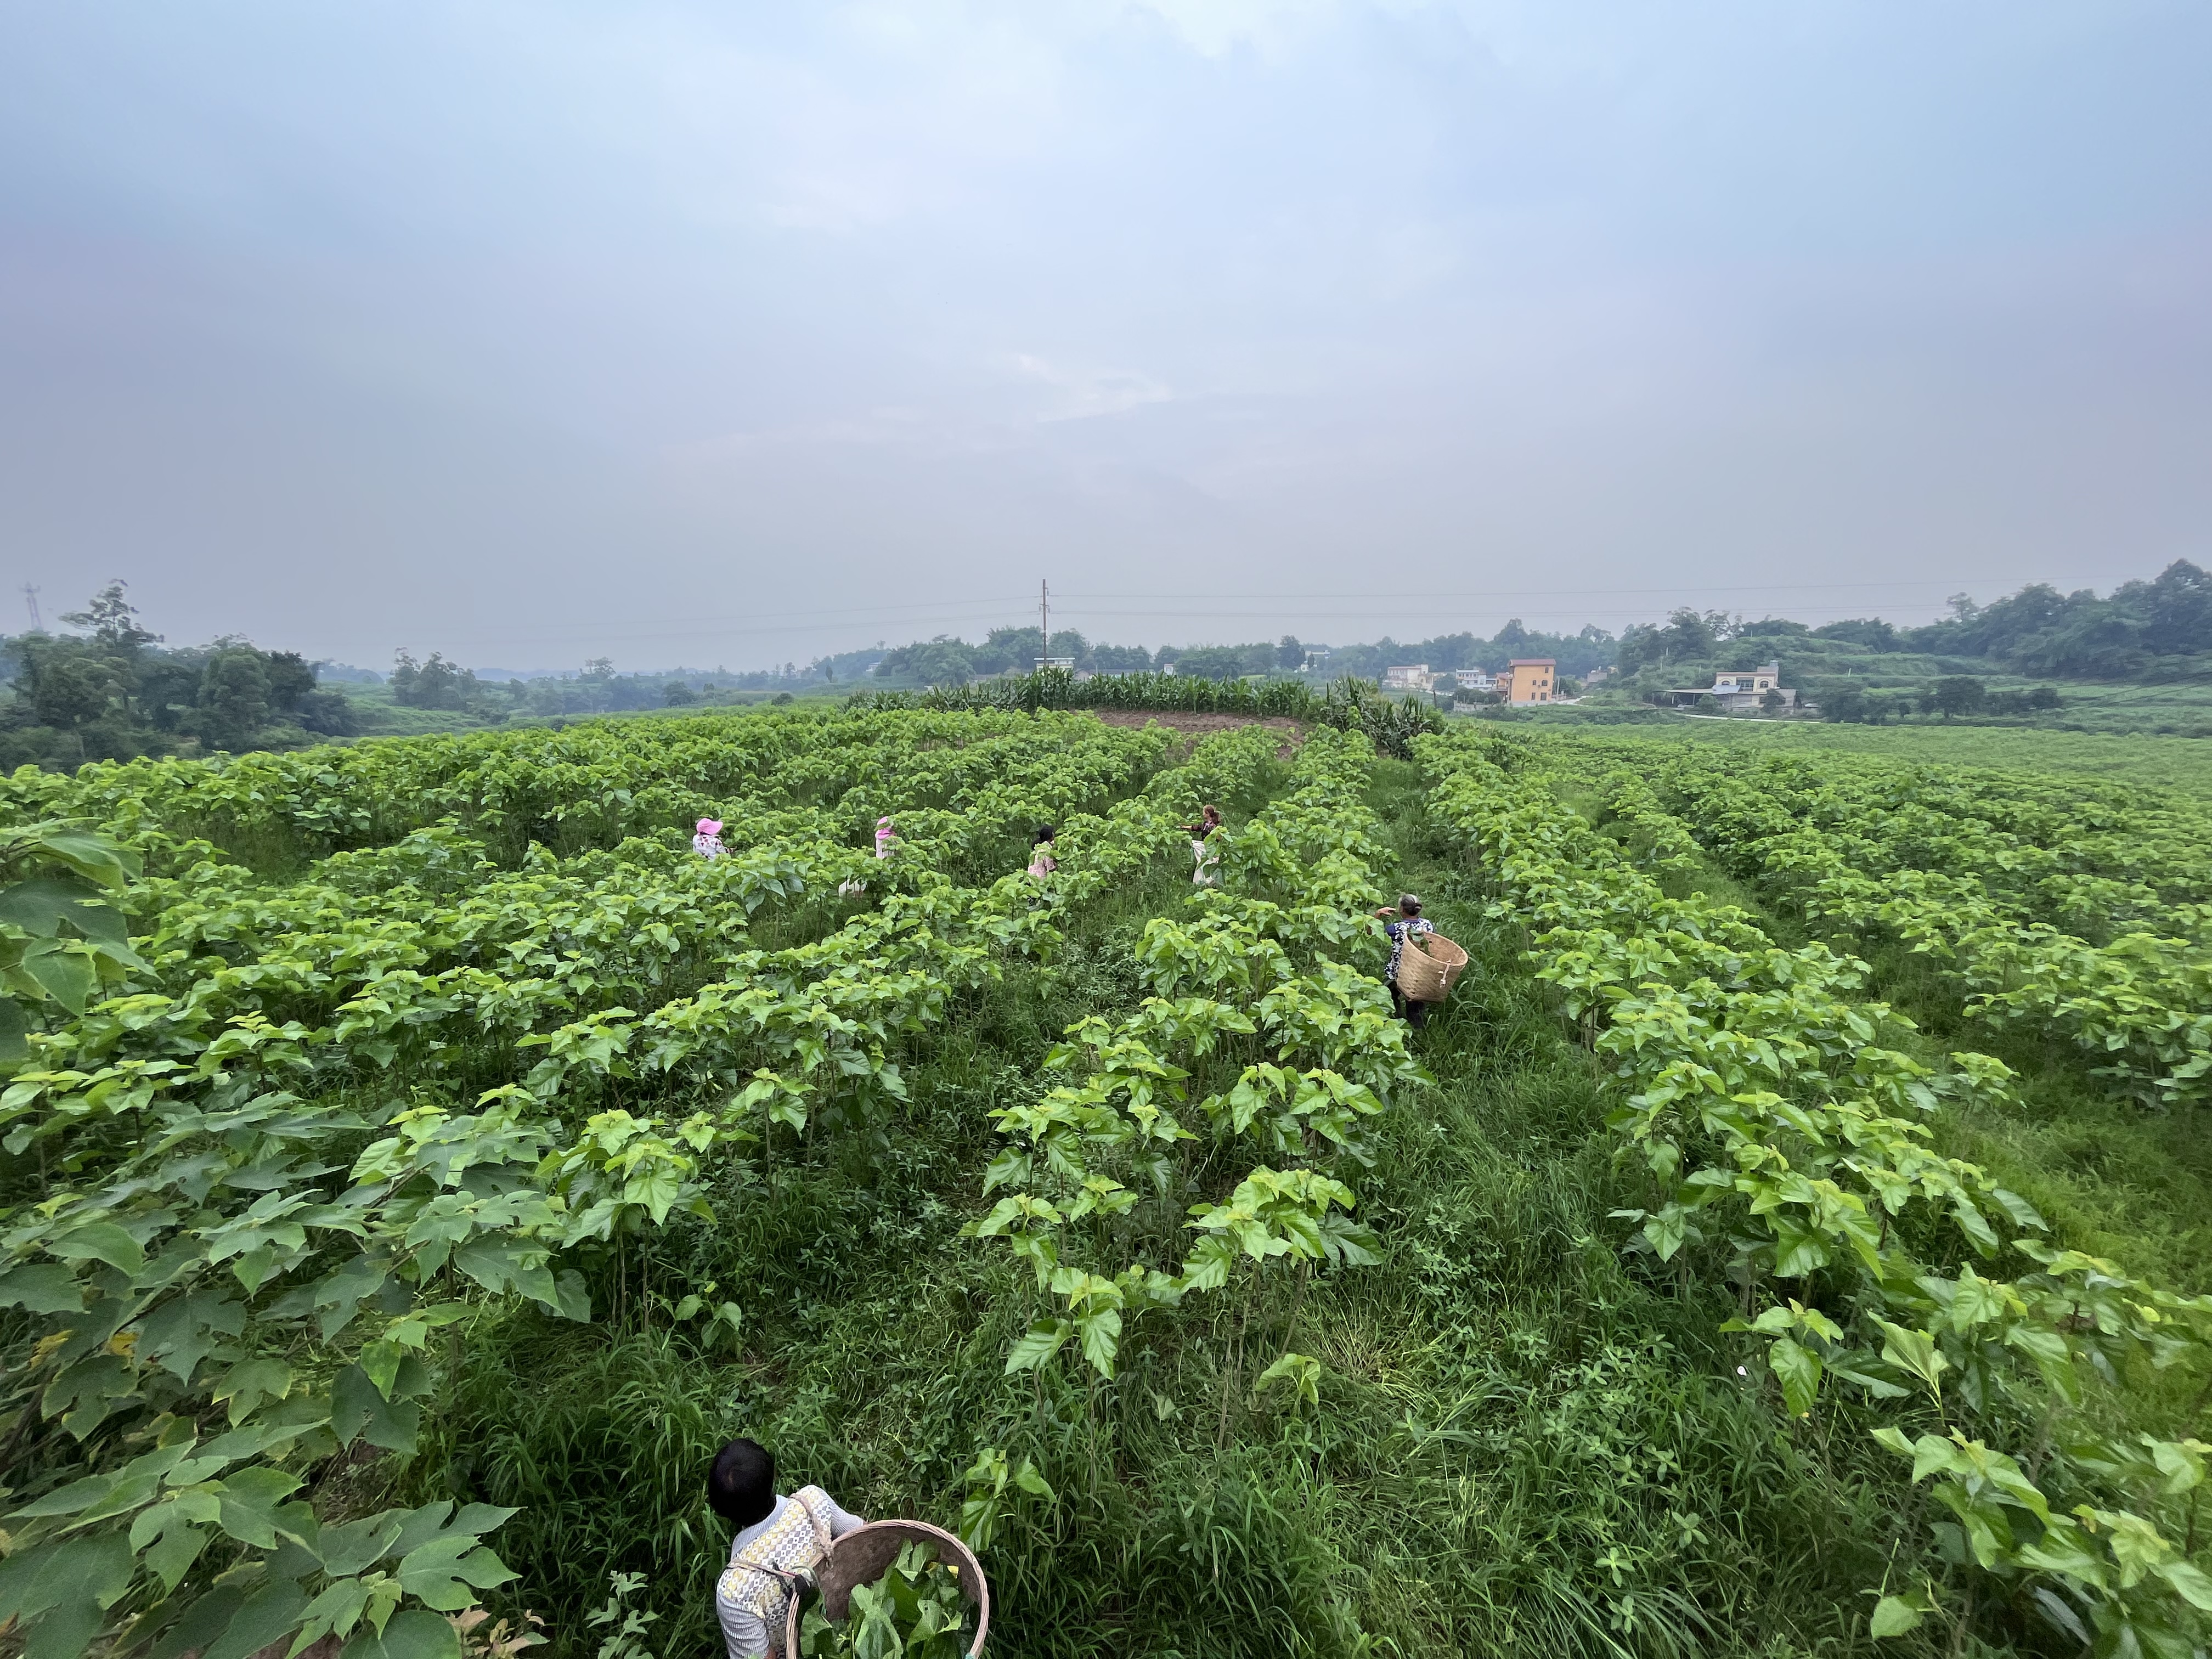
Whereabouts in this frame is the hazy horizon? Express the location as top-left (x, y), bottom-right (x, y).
top-left (5, 2), bottom-right (2208, 673)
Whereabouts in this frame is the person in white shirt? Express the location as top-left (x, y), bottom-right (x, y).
top-left (709, 1438), bottom-right (866, 1657)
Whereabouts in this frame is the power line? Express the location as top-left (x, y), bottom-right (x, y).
top-left (429, 575), bottom-right (2004, 647)
top-left (1056, 577), bottom-right (2008, 603)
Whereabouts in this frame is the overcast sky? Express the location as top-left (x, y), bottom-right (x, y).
top-left (3, 1), bottom-right (2208, 670)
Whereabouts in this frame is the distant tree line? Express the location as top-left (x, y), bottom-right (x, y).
top-left (1616, 561), bottom-right (2212, 680)
top-left (871, 619), bottom-right (1617, 687)
top-left (0, 584), bottom-right (357, 769)
top-left (1815, 679), bottom-right (2066, 725)
top-left (861, 563), bottom-right (2212, 697)
top-left (386, 656), bottom-right (817, 719)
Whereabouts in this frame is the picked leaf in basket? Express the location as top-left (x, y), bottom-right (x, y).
top-left (799, 1540), bottom-right (969, 1659)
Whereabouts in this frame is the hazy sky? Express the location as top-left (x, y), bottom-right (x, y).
top-left (3, 2), bottom-right (2208, 669)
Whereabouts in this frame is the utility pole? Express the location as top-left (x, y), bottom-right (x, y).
top-left (1039, 579), bottom-right (1050, 668)
top-left (21, 585), bottom-right (40, 630)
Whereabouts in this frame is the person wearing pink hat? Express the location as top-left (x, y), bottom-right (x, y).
top-left (694, 817), bottom-right (725, 860)
top-left (874, 816), bottom-right (898, 859)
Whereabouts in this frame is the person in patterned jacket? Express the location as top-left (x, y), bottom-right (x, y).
top-left (709, 1438), bottom-right (866, 1657)
top-left (1373, 893), bottom-right (1437, 1028)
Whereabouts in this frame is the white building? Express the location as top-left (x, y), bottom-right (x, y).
top-left (1663, 661), bottom-right (1797, 713)
top-left (1383, 664), bottom-right (1433, 691)
top-left (1453, 668), bottom-right (1498, 692)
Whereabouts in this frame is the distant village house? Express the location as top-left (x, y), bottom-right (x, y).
top-left (1453, 668), bottom-right (1498, 692)
top-left (1502, 658), bottom-right (1556, 704)
top-left (1663, 661), bottom-right (1797, 713)
top-left (1382, 664), bottom-right (1432, 691)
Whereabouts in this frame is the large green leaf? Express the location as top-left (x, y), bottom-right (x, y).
top-left (1005, 1318), bottom-right (1071, 1373)
top-left (394, 1533), bottom-right (519, 1610)
top-left (1869, 1595), bottom-right (1925, 1638)
top-left (43, 1220), bottom-right (144, 1276)
top-left (341, 1608), bottom-right (462, 1659)
top-left (10, 827), bottom-right (139, 889)
top-left (0, 1262), bottom-right (83, 1314)
top-left (0, 875), bottom-right (127, 941)
top-left (332, 1363), bottom-right (423, 1453)
top-left (198, 1578), bottom-right (312, 1659)
top-left (0, 994), bottom-right (31, 1064)
top-left (1768, 1336), bottom-right (1823, 1417)
top-left (21, 945), bottom-right (96, 1014)
top-left (1075, 1306), bottom-right (1122, 1379)
top-left (212, 1465), bottom-right (306, 1548)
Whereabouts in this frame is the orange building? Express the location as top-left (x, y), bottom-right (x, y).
top-left (1501, 658), bottom-right (1556, 704)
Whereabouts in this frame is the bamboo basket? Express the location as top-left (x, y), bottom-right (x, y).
top-left (782, 1520), bottom-right (990, 1658)
top-left (1395, 932), bottom-right (1469, 1004)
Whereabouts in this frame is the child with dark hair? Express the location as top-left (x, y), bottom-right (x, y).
top-left (1027, 825), bottom-right (1057, 879)
top-left (1372, 893), bottom-right (1437, 1029)
top-left (710, 1438), bottom-right (865, 1656)
top-left (1181, 804), bottom-right (1223, 887)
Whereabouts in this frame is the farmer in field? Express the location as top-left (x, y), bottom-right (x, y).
top-left (695, 817), bottom-right (726, 860)
top-left (1375, 893), bottom-right (1436, 1028)
top-left (1181, 803), bottom-right (1223, 886)
top-left (711, 1437), bottom-right (866, 1657)
top-left (839, 815), bottom-right (900, 898)
top-left (1028, 824), bottom-right (1057, 878)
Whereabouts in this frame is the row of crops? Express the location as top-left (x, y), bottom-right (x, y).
top-left (0, 708), bottom-right (1441, 1658)
top-left (1616, 743), bottom-right (2212, 1110)
top-left (1418, 726), bottom-right (2212, 1655)
top-left (847, 668), bottom-right (1447, 759)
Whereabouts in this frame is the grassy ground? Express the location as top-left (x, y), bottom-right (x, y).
top-left (424, 758), bottom-right (1925, 1658)
top-left (1533, 716), bottom-right (2212, 796)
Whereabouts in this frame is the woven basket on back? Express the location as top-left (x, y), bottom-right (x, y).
top-left (781, 1520), bottom-right (990, 1658)
top-left (1395, 932), bottom-right (1469, 1004)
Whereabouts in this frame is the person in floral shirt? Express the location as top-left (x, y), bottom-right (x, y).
top-left (1373, 893), bottom-right (1436, 1028)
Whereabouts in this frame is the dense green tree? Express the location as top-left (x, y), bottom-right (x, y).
top-left (25, 648), bottom-right (133, 753)
top-left (1617, 608), bottom-right (1737, 674)
top-left (1172, 645), bottom-right (1251, 680)
top-left (1927, 676), bottom-right (1988, 720)
top-left (194, 646), bottom-right (273, 751)
top-left (1, 586), bottom-right (347, 768)
top-left (266, 651), bottom-right (316, 712)
top-left (1817, 684), bottom-right (1870, 723)
top-left (391, 651), bottom-right (483, 712)
top-left (58, 582), bottom-right (161, 653)
top-left (292, 689), bottom-right (359, 736)
top-left (1811, 618), bottom-right (1901, 651)
top-left (974, 628), bottom-right (1044, 674)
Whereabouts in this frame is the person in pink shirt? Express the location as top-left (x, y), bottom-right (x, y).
top-left (694, 817), bottom-right (725, 860)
